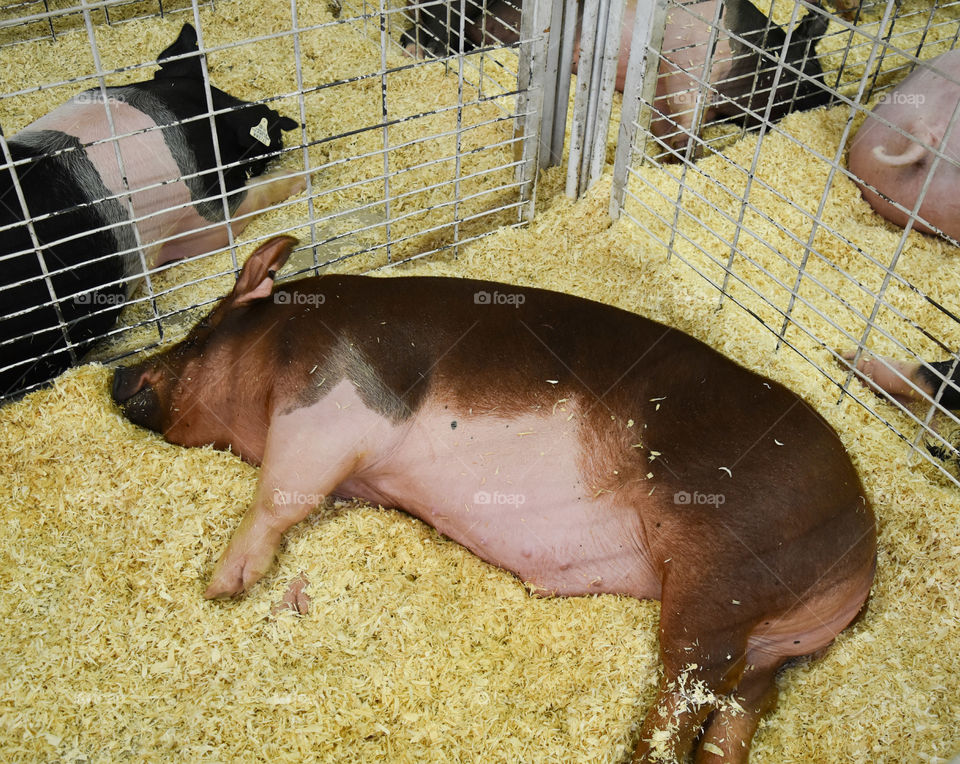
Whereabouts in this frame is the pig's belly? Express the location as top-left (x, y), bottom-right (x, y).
top-left (337, 404), bottom-right (661, 600)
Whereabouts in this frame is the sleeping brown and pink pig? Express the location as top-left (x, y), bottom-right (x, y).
top-left (113, 235), bottom-right (876, 764)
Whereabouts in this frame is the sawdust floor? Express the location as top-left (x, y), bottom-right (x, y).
top-left (2, 0), bottom-right (960, 762)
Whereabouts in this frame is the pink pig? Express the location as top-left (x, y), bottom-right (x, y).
top-left (848, 49), bottom-right (960, 242)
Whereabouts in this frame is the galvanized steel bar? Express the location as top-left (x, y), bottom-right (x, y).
top-left (566, 0), bottom-right (600, 197)
top-left (515, 0), bottom-right (551, 221)
top-left (536, 0), bottom-right (565, 168)
top-left (586, 0), bottom-right (624, 185)
top-left (609, 0), bottom-right (667, 219)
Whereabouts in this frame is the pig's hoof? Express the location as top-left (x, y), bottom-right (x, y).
top-left (286, 173), bottom-right (308, 198)
top-left (271, 171), bottom-right (307, 200)
top-left (204, 554), bottom-right (272, 600)
top-left (271, 572), bottom-right (311, 616)
top-left (841, 350), bottom-right (898, 397)
top-left (203, 575), bottom-right (243, 600)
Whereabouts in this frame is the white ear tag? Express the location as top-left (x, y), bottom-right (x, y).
top-left (250, 117), bottom-right (270, 146)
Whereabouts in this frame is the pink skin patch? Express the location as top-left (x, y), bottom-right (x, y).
top-left (841, 350), bottom-right (926, 404)
top-left (204, 380), bottom-right (661, 602)
top-left (27, 97), bottom-right (193, 266)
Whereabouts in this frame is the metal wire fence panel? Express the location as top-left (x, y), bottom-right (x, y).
top-left (0, 1), bottom-right (211, 47)
top-left (611, 0), bottom-right (960, 488)
top-left (0, 0), bottom-right (543, 399)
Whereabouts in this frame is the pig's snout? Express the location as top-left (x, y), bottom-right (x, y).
top-left (112, 366), bottom-right (163, 433)
top-left (112, 364), bottom-right (143, 403)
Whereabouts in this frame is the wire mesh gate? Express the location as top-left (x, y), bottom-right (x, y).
top-left (611, 0), bottom-right (960, 489)
top-left (0, 0), bottom-right (553, 399)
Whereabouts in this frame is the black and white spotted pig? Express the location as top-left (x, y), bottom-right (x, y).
top-left (0, 23), bottom-right (302, 397)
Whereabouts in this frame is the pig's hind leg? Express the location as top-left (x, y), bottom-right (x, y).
top-left (634, 501), bottom-right (874, 761)
top-left (693, 652), bottom-right (783, 762)
top-left (632, 592), bottom-right (765, 763)
top-left (634, 659), bottom-right (781, 763)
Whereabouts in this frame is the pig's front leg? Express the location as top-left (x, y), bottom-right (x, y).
top-left (203, 489), bottom-right (288, 598)
top-left (204, 426), bottom-right (357, 599)
top-left (156, 170), bottom-right (308, 266)
top-left (229, 170), bottom-right (307, 236)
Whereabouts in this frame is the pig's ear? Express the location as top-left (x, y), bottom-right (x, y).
top-left (794, 8), bottom-right (829, 47)
top-left (155, 24), bottom-right (202, 80)
top-left (233, 108), bottom-right (299, 153)
top-left (230, 236), bottom-right (298, 307)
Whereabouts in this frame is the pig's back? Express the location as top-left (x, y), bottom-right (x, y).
top-left (267, 273), bottom-right (841, 471)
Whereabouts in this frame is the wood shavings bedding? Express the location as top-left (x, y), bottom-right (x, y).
top-left (1, 2), bottom-right (959, 763)
top-left (3, 168), bottom-right (959, 762)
